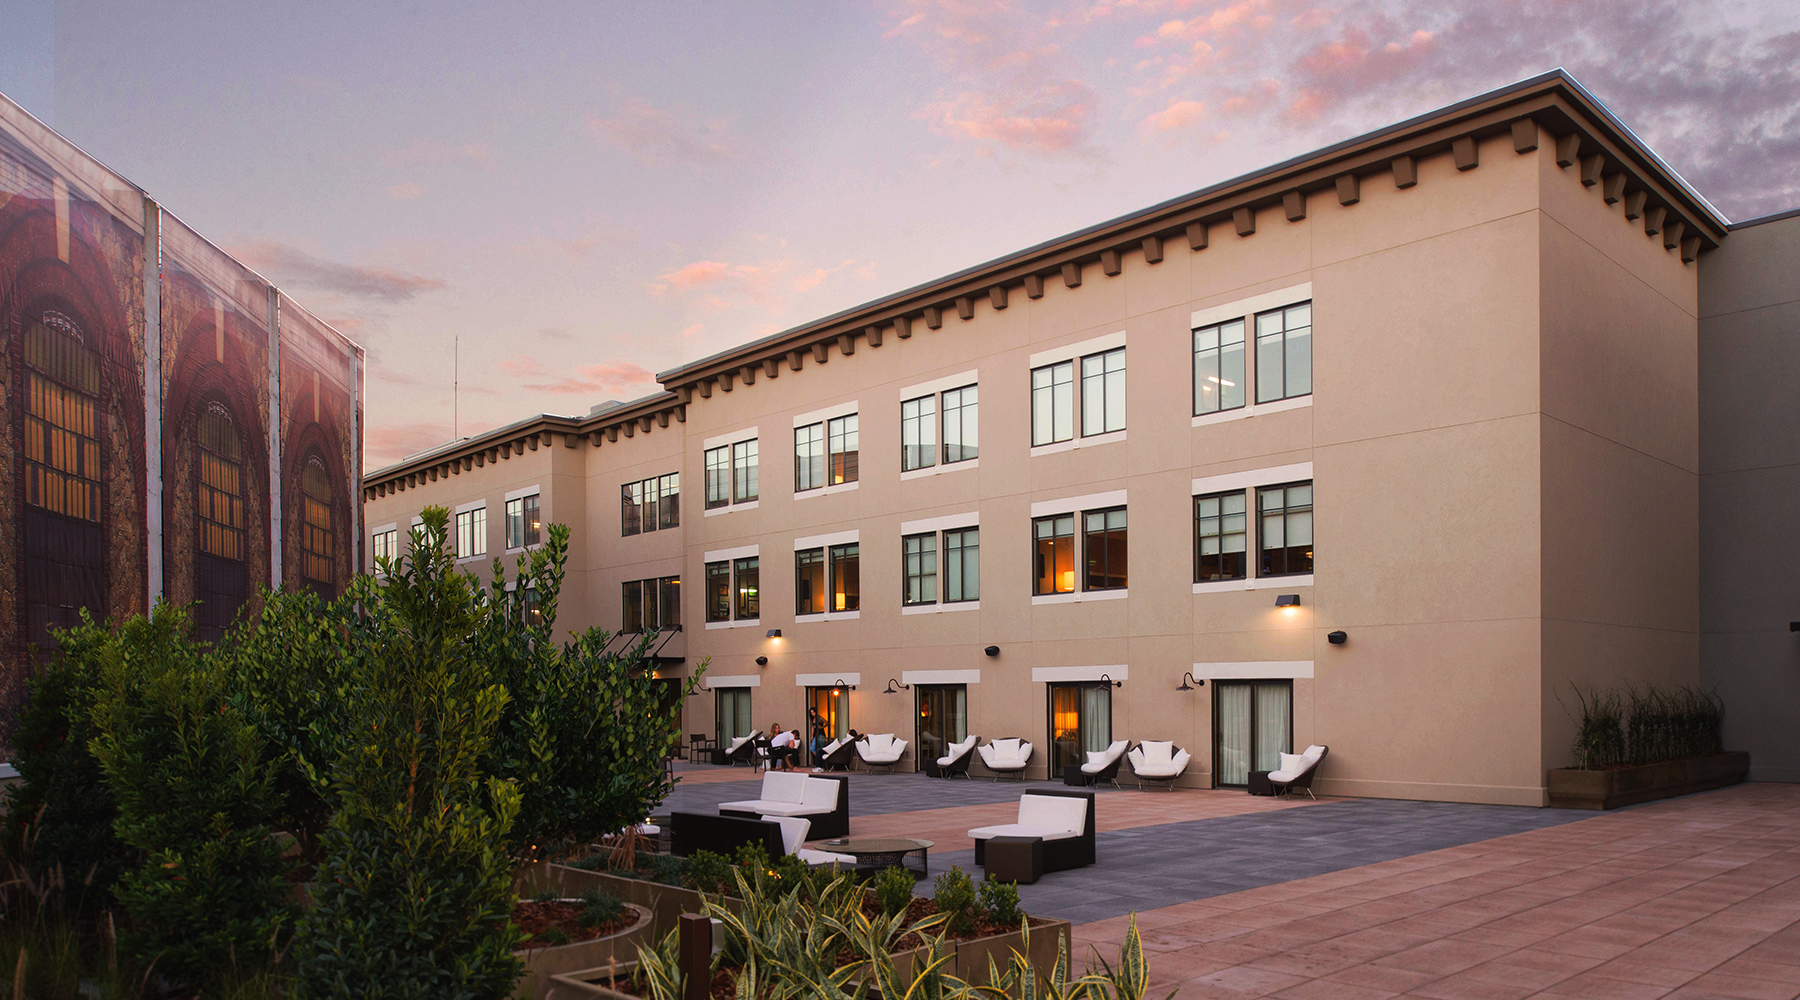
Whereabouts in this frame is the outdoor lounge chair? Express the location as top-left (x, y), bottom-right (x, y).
top-left (1127, 740), bottom-right (1192, 791)
top-left (977, 737), bottom-right (1032, 780)
top-left (816, 735), bottom-right (858, 771)
top-left (717, 771), bottom-right (851, 838)
top-left (772, 817), bottom-right (857, 868)
top-left (1268, 745), bottom-right (1329, 799)
top-left (967, 789), bottom-right (1095, 874)
top-left (724, 734), bottom-right (759, 766)
top-left (935, 735), bottom-right (979, 779)
top-left (1076, 740), bottom-right (1130, 787)
top-left (856, 733), bottom-right (908, 773)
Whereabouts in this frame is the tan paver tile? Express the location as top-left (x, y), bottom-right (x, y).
top-left (1184, 965), bottom-right (1308, 997)
top-left (1676, 972), bottom-right (1800, 999)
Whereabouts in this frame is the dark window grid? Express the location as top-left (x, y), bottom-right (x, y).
top-left (1193, 320), bottom-right (1247, 416)
top-left (1254, 302), bottom-right (1313, 404)
top-left (732, 440), bottom-right (759, 503)
top-left (733, 556), bottom-right (760, 620)
top-left (1032, 514), bottom-right (1076, 595)
top-left (901, 396), bottom-right (936, 472)
top-left (903, 533), bottom-right (937, 606)
top-left (1080, 348), bottom-right (1126, 437)
top-left (795, 548), bottom-right (826, 615)
top-left (828, 543), bottom-right (859, 612)
top-left (704, 447), bottom-right (731, 509)
top-left (795, 423), bottom-right (825, 492)
top-left (1030, 361), bottom-right (1074, 446)
top-left (657, 473), bottom-right (679, 529)
top-left (1083, 507), bottom-right (1128, 591)
top-left (944, 528), bottom-right (979, 603)
top-left (1193, 490), bottom-right (1249, 582)
top-left (941, 386), bottom-right (978, 464)
top-left (1258, 481), bottom-right (1314, 577)
top-left (828, 414), bottom-right (859, 485)
top-left (705, 561), bottom-right (731, 622)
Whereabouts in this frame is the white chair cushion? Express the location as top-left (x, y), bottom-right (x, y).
top-left (966, 823), bottom-right (1080, 842)
top-left (1268, 752), bottom-right (1308, 783)
top-left (1080, 740), bottom-right (1129, 773)
top-left (823, 736), bottom-right (848, 754)
top-left (761, 771), bottom-right (810, 803)
top-left (1139, 741), bottom-right (1174, 767)
top-left (773, 816), bottom-right (811, 856)
top-left (727, 735), bottom-right (755, 754)
top-left (799, 777), bottom-right (840, 811)
top-left (1016, 794), bottom-right (1087, 835)
top-left (1131, 748), bottom-right (1192, 779)
top-left (864, 734), bottom-right (896, 753)
top-left (992, 738), bottom-right (1021, 760)
top-left (795, 848), bottom-right (857, 866)
top-left (1303, 745), bottom-right (1327, 761)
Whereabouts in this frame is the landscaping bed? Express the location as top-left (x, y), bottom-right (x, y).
top-left (1547, 751), bottom-right (1750, 809)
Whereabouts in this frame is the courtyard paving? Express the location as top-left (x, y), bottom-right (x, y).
top-left (659, 765), bottom-right (1800, 998)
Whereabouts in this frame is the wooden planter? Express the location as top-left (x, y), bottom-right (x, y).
top-left (514, 902), bottom-right (654, 1000)
top-left (1546, 751), bottom-right (1750, 810)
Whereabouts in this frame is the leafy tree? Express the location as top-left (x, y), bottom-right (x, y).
top-left (293, 508), bottom-right (523, 999)
top-left (86, 605), bottom-right (291, 985)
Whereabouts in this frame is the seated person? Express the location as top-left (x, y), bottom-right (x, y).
top-left (770, 727), bottom-right (800, 770)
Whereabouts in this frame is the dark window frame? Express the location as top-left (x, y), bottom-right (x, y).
top-left (1079, 347), bottom-right (1126, 437)
top-left (900, 395), bottom-right (936, 472)
top-left (795, 547), bottom-right (826, 615)
top-left (1082, 506), bottom-right (1128, 591)
top-left (1032, 513), bottom-right (1076, 596)
top-left (733, 556), bottom-right (760, 620)
top-left (1193, 490), bottom-right (1249, 583)
top-left (1257, 480), bottom-right (1314, 577)
top-left (704, 560), bottom-right (731, 622)
top-left (943, 527), bottom-right (979, 603)
top-left (941, 385), bottom-right (979, 464)
top-left (1193, 319), bottom-right (1247, 416)
top-left (902, 532), bottom-right (937, 606)
top-left (1030, 360), bottom-right (1074, 447)
top-left (1253, 301), bottom-right (1313, 404)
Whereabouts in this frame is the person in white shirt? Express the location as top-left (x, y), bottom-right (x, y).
top-left (770, 727), bottom-right (799, 771)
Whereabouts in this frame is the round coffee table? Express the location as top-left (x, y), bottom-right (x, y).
top-left (817, 837), bottom-right (934, 878)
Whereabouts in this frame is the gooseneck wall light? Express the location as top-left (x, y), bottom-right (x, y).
top-left (833, 678), bottom-right (857, 692)
top-left (1096, 672), bottom-right (1122, 689)
top-left (1177, 671), bottom-right (1204, 691)
top-left (883, 678), bottom-right (910, 694)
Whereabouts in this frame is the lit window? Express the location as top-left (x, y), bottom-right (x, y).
top-left (658, 575), bottom-right (681, 627)
top-left (733, 556), bottom-right (759, 619)
top-left (1193, 491), bottom-right (1248, 582)
top-left (705, 561), bottom-right (731, 622)
top-left (829, 543), bottom-right (859, 612)
top-left (795, 423), bottom-right (825, 492)
top-left (1255, 302), bottom-right (1312, 403)
top-left (1258, 482), bottom-right (1313, 576)
top-left (828, 415), bottom-right (859, 485)
top-left (1080, 348), bottom-right (1126, 436)
top-left (795, 548), bottom-right (826, 614)
top-left (371, 528), bottom-right (399, 569)
top-left (22, 310), bottom-right (104, 653)
top-left (506, 493), bottom-right (542, 549)
top-left (1193, 320), bottom-right (1246, 416)
top-left (1030, 361), bottom-right (1074, 446)
top-left (1032, 514), bottom-right (1075, 595)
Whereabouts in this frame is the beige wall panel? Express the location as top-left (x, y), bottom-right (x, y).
top-left (1190, 600), bottom-right (1315, 659)
top-left (1537, 149), bottom-right (1699, 321)
top-left (1027, 261), bottom-right (1128, 343)
top-left (1312, 137), bottom-right (1537, 270)
top-left (1189, 211), bottom-right (1312, 303)
top-left (1697, 301), bottom-right (1800, 477)
top-left (1540, 417), bottom-right (1698, 634)
top-left (1700, 212), bottom-right (1800, 319)
top-left (1124, 241), bottom-right (1195, 319)
top-left (1313, 214), bottom-right (1541, 448)
top-left (1702, 632), bottom-right (1800, 783)
top-left (1309, 617), bottom-right (1543, 805)
top-left (1319, 414), bottom-right (1541, 627)
top-left (1538, 218), bottom-right (1699, 472)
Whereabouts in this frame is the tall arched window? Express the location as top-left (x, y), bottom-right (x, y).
top-left (22, 310), bottom-right (104, 656)
top-left (195, 401), bottom-right (246, 640)
top-left (301, 452), bottom-right (335, 596)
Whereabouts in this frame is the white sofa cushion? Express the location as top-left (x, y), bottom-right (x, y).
top-left (1268, 752), bottom-right (1308, 782)
top-left (773, 816), bottom-right (811, 856)
top-left (992, 738), bottom-right (1022, 760)
top-left (1129, 747), bottom-right (1191, 779)
top-left (799, 776), bottom-right (840, 811)
top-left (727, 734), bottom-right (755, 754)
top-left (967, 822), bottom-right (1080, 842)
top-left (761, 771), bottom-right (810, 803)
top-left (1016, 793), bottom-right (1087, 835)
top-left (795, 848), bottom-right (857, 866)
top-left (937, 735), bottom-right (978, 766)
top-left (1303, 745), bottom-right (1327, 761)
top-left (1138, 740), bottom-right (1174, 767)
top-left (822, 736), bottom-right (849, 755)
top-left (859, 735), bottom-right (906, 763)
top-left (1080, 740), bottom-right (1129, 774)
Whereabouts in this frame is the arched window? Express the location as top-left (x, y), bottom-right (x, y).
top-left (22, 310), bottom-right (104, 656)
top-left (195, 401), bottom-right (246, 640)
top-left (301, 452), bottom-right (334, 596)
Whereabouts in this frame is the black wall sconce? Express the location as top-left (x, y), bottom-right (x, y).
top-left (754, 656), bottom-right (768, 666)
top-left (765, 629), bottom-right (783, 638)
top-left (1096, 672), bottom-right (1122, 689)
top-left (984, 645), bottom-right (1000, 657)
top-left (833, 677), bottom-right (857, 691)
top-left (1791, 622), bottom-right (1799, 632)
top-left (1327, 630), bottom-right (1347, 645)
top-left (1276, 594), bottom-right (1301, 607)
top-left (689, 675), bottom-right (711, 695)
top-left (882, 678), bottom-right (909, 694)
top-left (1177, 671), bottom-right (1205, 691)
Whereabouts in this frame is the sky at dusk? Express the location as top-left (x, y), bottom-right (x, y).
top-left (5, 1), bottom-right (1797, 468)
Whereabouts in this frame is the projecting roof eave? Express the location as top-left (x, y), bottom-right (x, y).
top-left (656, 69), bottom-right (1729, 389)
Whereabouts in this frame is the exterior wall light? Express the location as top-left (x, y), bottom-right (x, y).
top-left (1177, 671), bottom-right (1205, 691)
top-left (984, 645), bottom-right (1000, 657)
top-left (754, 656), bottom-right (768, 667)
top-left (883, 678), bottom-right (910, 694)
top-left (1791, 622), bottom-right (1799, 632)
top-left (834, 678), bottom-right (856, 691)
top-left (765, 629), bottom-right (783, 638)
top-left (1276, 594), bottom-right (1301, 607)
top-left (1327, 630), bottom-right (1347, 645)
top-left (1097, 672), bottom-right (1122, 688)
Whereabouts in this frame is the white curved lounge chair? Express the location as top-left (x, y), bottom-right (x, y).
top-left (1127, 740), bottom-right (1192, 791)
top-left (935, 735), bottom-right (979, 779)
top-left (773, 816), bottom-right (856, 867)
top-left (1268, 745), bottom-right (1329, 799)
top-left (1078, 740), bottom-right (1130, 787)
top-left (857, 733), bottom-right (908, 772)
top-left (978, 738), bottom-right (1033, 781)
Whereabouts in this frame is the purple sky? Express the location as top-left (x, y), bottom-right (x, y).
top-left (9, 1), bottom-right (1798, 468)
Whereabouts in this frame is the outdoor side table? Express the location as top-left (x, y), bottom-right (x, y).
top-left (817, 837), bottom-right (934, 879)
top-left (1247, 771), bottom-right (1275, 796)
top-left (984, 836), bottom-right (1044, 885)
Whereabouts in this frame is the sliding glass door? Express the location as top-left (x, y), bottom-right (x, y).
top-left (915, 684), bottom-right (967, 772)
top-left (1213, 680), bottom-right (1292, 787)
top-left (1047, 683), bottom-right (1111, 779)
top-left (715, 687), bottom-right (754, 749)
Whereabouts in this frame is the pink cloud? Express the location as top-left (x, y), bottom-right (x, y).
top-left (922, 79), bottom-right (1099, 153)
top-left (230, 240), bottom-right (445, 303)
top-left (1140, 98), bottom-right (1207, 133)
top-left (386, 182), bottom-right (426, 200)
top-left (366, 421), bottom-right (456, 466)
top-left (588, 99), bottom-right (732, 164)
top-left (379, 138), bottom-right (494, 170)
top-left (519, 360), bottom-right (657, 396)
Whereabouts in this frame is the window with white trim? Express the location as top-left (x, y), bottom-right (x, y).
top-left (705, 442), bottom-right (757, 508)
top-left (1254, 302), bottom-right (1312, 403)
top-left (455, 506), bottom-right (486, 560)
top-left (1193, 320), bottom-right (1246, 416)
top-left (1258, 481), bottom-right (1313, 576)
top-left (901, 395), bottom-right (936, 472)
top-left (1030, 361), bottom-right (1073, 446)
top-left (506, 493), bottom-right (542, 549)
top-left (1080, 348), bottom-right (1126, 436)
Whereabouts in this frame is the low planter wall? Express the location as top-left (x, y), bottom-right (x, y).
top-left (1546, 751), bottom-right (1750, 810)
top-left (514, 902), bottom-right (653, 1000)
top-left (516, 863), bottom-right (740, 937)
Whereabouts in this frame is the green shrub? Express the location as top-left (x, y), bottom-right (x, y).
top-left (682, 849), bottom-right (733, 895)
top-left (292, 508), bottom-right (523, 1000)
top-left (577, 889), bottom-right (625, 928)
top-left (87, 606), bottom-right (292, 986)
top-left (1570, 685), bottom-right (1625, 769)
top-left (535, 926), bottom-right (573, 947)
top-left (932, 865), bottom-right (979, 936)
top-left (979, 875), bottom-right (1023, 927)
top-left (1, 616), bottom-right (133, 916)
top-left (1570, 682), bottom-right (1724, 769)
top-left (872, 864), bottom-right (915, 916)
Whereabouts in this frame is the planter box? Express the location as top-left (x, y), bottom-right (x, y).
top-left (514, 902), bottom-right (653, 1000)
top-left (517, 863), bottom-right (740, 938)
top-left (1547, 751), bottom-right (1750, 810)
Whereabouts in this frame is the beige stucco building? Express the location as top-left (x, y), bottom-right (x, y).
top-left (362, 72), bottom-right (1794, 806)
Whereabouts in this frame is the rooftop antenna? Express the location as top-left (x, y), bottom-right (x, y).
top-left (453, 333), bottom-right (459, 438)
